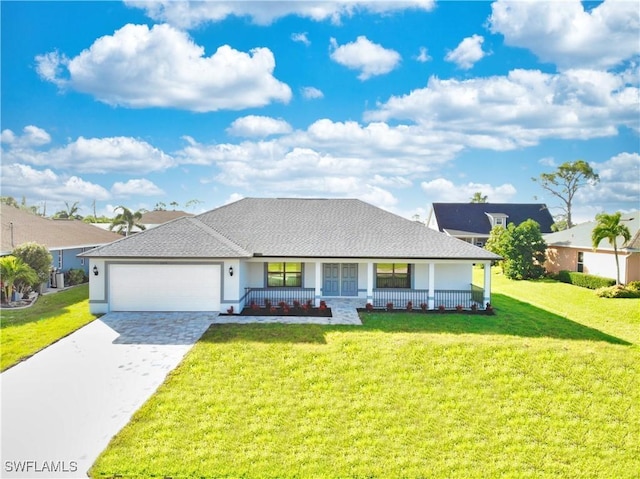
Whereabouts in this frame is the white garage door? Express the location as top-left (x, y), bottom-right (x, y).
top-left (109, 263), bottom-right (221, 312)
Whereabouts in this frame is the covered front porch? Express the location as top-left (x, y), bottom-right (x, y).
top-left (239, 259), bottom-right (492, 311)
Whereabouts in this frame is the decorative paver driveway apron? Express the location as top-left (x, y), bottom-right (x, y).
top-left (1, 312), bottom-right (216, 478)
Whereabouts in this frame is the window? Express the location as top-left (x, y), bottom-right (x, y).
top-left (267, 262), bottom-right (302, 287)
top-left (376, 263), bottom-right (411, 288)
top-left (577, 252), bottom-right (584, 273)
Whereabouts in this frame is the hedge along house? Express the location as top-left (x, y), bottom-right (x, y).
top-left (81, 198), bottom-right (500, 315)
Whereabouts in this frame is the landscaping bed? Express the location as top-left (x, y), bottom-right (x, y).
top-left (227, 300), bottom-right (332, 317)
top-left (358, 303), bottom-right (495, 315)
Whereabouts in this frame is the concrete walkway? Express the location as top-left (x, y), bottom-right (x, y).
top-left (213, 298), bottom-right (363, 325)
top-left (1, 313), bottom-right (216, 478)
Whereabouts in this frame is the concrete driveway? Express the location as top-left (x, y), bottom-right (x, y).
top-left (1, 312), bottom-right (216, 478)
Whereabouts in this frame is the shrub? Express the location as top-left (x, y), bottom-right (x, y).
top-left (12, 242), bottom-right (52, 287)
top-left (557, 271), bottom-right (616, 290)
top-left (65, 268), bottom-right (87, 286)
top-left (365, 303), bottom-right (374, 312)
top-left (406, 301), bottom-right (413, 311)
top-left (386, 302), bottom-right (394, 312)
top-left (627, 281), bottom-right (640, 292)
top-left (420, 303), bottom-right (427, 312)
top-left (596, 285), bottom-right (640, 299)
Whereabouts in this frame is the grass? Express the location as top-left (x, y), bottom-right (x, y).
top-left (91, 272), bottom-right (639, 478)
top-left (0, 284), bottom-right (96, 371)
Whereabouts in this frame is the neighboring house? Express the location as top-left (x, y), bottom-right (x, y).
top-left (544, 211), bottom-right (640, 284)
top-left (427, 203), bottom-right (555, 246)
top-left (0, 205), bottom-right (122, 283)
top-left (81, 198), bottom-right (500, 314)
top-left (92, 210), bottom-right (194, 232)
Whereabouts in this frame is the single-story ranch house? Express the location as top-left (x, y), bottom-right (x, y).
top-left (81, 198), bottom-right (500, 314)
top-left (545, 211), bottom-right (640, 283)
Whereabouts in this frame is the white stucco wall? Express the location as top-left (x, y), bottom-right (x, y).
top-left (223, 259), bottom-right (240, 304)
top-left (413, 263), bottom-right (430, 289)
top-left (304, 262), bottom-right (317, 288)
top-left (584, 251), bottom-right (626, 281)
top-left (434, 263), bottom-right (472, 289)
top-left (245, 262), bottom-right (264, 288)
top-left (88, 259), bottom-right (108, 314)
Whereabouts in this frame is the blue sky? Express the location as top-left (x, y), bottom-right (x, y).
top-left (1, 0), bottom-right (638, 223)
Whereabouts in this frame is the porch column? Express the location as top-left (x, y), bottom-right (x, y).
top-left (315, 261), bottom-right (322, 306)
top-left (483, 261), bottom-right (491, 306)
top-left (366, 262), bottom-right (374, 305)
top-left (428, 263), bottom-right (435, 309)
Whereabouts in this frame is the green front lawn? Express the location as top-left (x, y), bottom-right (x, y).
top-left (0, 284), bottom-right (96, 371)
top-left (91, 272), bottom-right (639, 478)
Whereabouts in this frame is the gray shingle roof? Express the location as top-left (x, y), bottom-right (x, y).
top-left (544, 211), bottom-right (640, 251)
top-left (83, 198), bottom-right (500, 260)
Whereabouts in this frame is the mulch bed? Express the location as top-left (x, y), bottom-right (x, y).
top-left (357, 307), bottom-right (495, 315)
top-left (235, 307), bottom-right (333, 317)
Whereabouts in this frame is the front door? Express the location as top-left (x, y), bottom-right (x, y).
top-left (341, 264), bottom-right (358, 296)
top-left (323, 264), bottom-right (358, 296)
top-left (323, 263), bottom-right (340, 296)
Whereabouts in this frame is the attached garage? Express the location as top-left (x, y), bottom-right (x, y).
top-left (108, 263), bottom-right (221, 312)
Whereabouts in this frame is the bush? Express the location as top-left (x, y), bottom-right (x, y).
top-left (65, 268), bottom-right (87, 286)
top-left (626, 281), bottom-right (640, 292)
top-left (12, 242), bottom-right (52, 287)
top-left (557, 271), bottom-right (616, 290)
top-left (596, 285), bottom-right (640, 298)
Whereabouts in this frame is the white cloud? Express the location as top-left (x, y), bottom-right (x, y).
top-left (366, 69), bottom-right (639, 147)
top-left (489, 0), bottom-right (640, 70)
top-left (301, 86), bottom-right (324, 99)
top-left (2, 133), bottom-right (175, 174)
top-left (445, 34), bottom-right (487, 70)
top-left (415, 46), bottom-right (431, 63)
top-left (1, 126), bottom-right (51, 148)
top-left (125, 0), bottom-right (435, 28)
top-left (36, 23), bottom-right (292, 112)
top-left (1, 163), bottom-right (110, 202)
top-left (224, 193), bottom-right (245, 205)
top-left (330, 36), bottom-right (401, 80)
top-left (34, 51), bottom-right (68, 87)
top-left (226, 116), bottom-right (293, 138)
top-left (579, 152), bottom-right (640, 205)
top-left (291, 32), bottom-right (310, 46)
top-left (538, 157), bottom-right (557, 168)
top-left (420, 178), bottom-right (517, 203)
top-left (111, 179), bottom-right (165, 197)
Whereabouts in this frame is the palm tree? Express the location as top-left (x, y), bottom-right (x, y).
top-left (109, 206), bottom-right (146, 236)
top-left (470, 192), bottom-right (488, 203)
top-left (0, 255), bottom-right (38, 303)
top-left (591, 212), bottom-right (632, 285)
